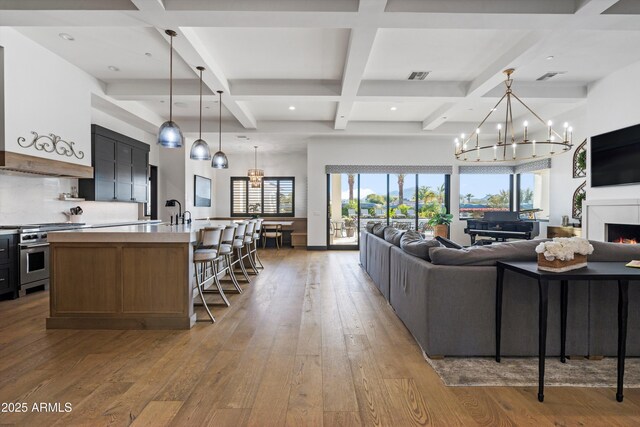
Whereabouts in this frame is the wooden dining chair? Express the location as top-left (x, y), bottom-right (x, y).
top-left (262, 223), bottom-right (283, 249)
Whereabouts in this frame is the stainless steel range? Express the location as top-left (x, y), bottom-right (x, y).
top-left (0, 223), bottom-right (85, 296)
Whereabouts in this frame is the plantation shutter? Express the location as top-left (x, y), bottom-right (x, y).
top-left (262, 179), bottom-right (278, 214)
top-left (278, 178), bottom-right (294, 214)
top-left (231, 178), bottom-right (247, 214)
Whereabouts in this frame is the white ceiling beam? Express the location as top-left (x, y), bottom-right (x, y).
top-left (334, 0), bottom-right (388, 129)
top-left (230, 79), bottom-right (341, 98)
top-left (175, 27), bottom-right (257, 129)
top-left (128, 0), bottom-right (258, 129)
top-left (358, 80), bottom-right (467, 98)
top-left (575, 0), bottom-right (622, 15)
top-left (106, 79), bottom-right (213, 100)
top-left (91, 93), bottom-right (164, 135)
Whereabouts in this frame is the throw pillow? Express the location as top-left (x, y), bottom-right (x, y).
top-left (384, 227), bottom-right (405, 247)
top-left (366, 222), bottom-right (380, 233)
top-left (372, 223), bottom-right (388, 238)
top-left (400, 230), bottom-right (442, 261)
top-left (435, 235), bottom-right (464, 249)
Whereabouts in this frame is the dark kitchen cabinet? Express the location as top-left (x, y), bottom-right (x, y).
top-left (79, 125), bottom-right (150, 203)
top-left (0, 234), bottom-right (19, 300)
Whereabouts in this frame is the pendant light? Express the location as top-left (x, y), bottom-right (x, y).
top-left (211, 90), bottom-right (228, 169)
top-left (157, 29), bottom-right (184, 148)
top-left (248, 145), bottom-right (264, 188)
top-left (189, 66), bottom-right (211, 160)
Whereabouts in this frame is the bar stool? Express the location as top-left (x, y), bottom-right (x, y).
top-left (218, 225), bottom-right (243, 293)
top-left (252, 219), bottom-right (264, 269)
top-left (243, 220), bottom-right (260, 275)
top-left (230, 222), bottom-right (252, 283)
top-left (262, 223), bottom-right (283, 249)
top-left (193, 226), bottom-right (228, 323)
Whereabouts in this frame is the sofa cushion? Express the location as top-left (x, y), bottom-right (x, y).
top-left (372, 223), bottom-right (388, 238)
top-left (588, 240), bottom-right (640, 262)
top-left (384, 227), bottom-right (405, 247)
top-left (400, 230), bottom-right (442, 261)
top-left (366, 222), bottom-right (380, 233)
top-left (435, 235), bottom-right (464, 249)
top-left (429, 239), bottom-right (545, 266)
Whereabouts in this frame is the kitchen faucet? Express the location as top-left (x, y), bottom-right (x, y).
top-left (165, 199), bottom-right (182, 225)
top-left (183, 211), bottom-right (192, 224)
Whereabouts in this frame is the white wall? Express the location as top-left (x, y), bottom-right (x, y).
top-left (547, 105), bottom-right (588, 227)
top-left (214, 150), bottom-right (307, 218)
top-left (0, 28), bottom-right (102, 166)
top-left (185, 146), bottom-right (217, 220)
top-left (586, 60), bottom-right (640, 201)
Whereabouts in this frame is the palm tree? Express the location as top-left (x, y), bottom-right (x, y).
top-left (397, 174), bottom-right (405, 204)
top-left (465, 193), bottom-right (474, 203)
top-left (347, 174), bottom-right (355, 202)
top-left (436, 183), bottom-right (446, 204)
top-left (521, 188), bottom-right (534, 205)
top-left (418, 186), bottom-right (437, 203)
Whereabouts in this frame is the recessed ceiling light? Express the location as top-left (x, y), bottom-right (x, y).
top-left (108, 65), bottom-right (120, 72)
top-left (491, 108), bottom-right (497, 112)
top-left (144, 52), bottom-right (153, 57)
top-left (546, 55), bottom-right (555, 60)
top-left (288, 106), bottom-right (296, 110)
top-left (59, 33), bottom-right (74, 41)
top-left (390, 106), bottom-right (397, 111)
top-left (173, 101), bottom-right (188, 108)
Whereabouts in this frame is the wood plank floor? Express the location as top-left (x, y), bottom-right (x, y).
top-left (1, 249), bottom-right (639, 426)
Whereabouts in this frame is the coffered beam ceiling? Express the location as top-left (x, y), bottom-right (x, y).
top-left (3, 0), bottom-right (636, 142)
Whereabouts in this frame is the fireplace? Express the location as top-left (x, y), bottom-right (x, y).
top-left (605, 223), bottom-right (640, 244)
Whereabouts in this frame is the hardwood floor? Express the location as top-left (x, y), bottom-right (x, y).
top-left (1, 249), bottom-right (639, 426)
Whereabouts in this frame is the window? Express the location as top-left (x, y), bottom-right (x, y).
top-left (517, 169), bottom-right (550, 219)
top-left (459, 173), bottom-right (513, 219)
top-left (231, 177), bottom-right (295, 217)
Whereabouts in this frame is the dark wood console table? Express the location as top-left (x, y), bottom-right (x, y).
top-left (495, 261), bottom-right (640, 403)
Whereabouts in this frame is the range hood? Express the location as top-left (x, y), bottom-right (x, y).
top-left (0, 151), bottom-right (93, 178)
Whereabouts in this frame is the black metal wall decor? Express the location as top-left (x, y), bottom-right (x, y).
top-left (17, 131), bottom-right (85, 159)
top-left (572, 181), bottom-right (586, 220)
top-left (572, 139), bottom-right (587, 178)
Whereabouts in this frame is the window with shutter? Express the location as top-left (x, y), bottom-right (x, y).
top-left (230, 177), bottom-right (295, 217)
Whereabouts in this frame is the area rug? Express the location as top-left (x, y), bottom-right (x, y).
top-left (426, 356), bottom-right (640, 387)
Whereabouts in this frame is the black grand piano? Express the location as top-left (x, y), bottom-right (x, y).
top-left (464, 211), bottom-right (539, 245)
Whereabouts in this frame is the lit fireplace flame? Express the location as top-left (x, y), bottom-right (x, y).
top-left (614, 237), bottom-right (638, 244)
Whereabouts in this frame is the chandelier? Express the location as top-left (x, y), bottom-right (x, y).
top-left (248, 145), bottom-right (264, 188)
top-left (454, 68), bottom-right (573, 162)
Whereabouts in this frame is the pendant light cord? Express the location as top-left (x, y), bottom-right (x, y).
top-left (169, 33), bottom-right (173, 122)
top-left (198, 67), bottom-right (202, 139)
top-left (254, 146), bottom-right (258, 168)
top-left (218, 91), bottom-right (223, 151)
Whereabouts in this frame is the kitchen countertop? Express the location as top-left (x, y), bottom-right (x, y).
top-left (47, 220), bottom-right (239, 243)
top-left (0, 229), bottom-right (19, 235)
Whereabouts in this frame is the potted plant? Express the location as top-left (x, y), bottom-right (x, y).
top-left (343, 216), bottom-right (356, 237)
top-left (427, 207), bottom-right (453, 238)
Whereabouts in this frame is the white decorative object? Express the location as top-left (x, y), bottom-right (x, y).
top-left (535, 237), bottom-right (594, 272)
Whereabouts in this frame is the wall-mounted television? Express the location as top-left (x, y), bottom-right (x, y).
top-left (591, 122), bottom-right (640, 187)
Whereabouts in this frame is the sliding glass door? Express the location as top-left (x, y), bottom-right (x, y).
top-left (327, 171), bottom-right (450, 249)
top-left (327, 174), bottom-right (360, 248)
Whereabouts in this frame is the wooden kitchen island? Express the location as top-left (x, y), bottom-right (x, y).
top-left (46, 221), bottom-right (236, 330)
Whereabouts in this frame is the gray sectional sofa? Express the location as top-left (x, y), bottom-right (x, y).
top-left (360, 228), bottom-right (640, 357)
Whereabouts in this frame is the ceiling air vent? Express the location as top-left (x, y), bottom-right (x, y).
top-left (408, 71), bottom-right (430, 81)
top-left (536, 71), bottom-right (567, 81)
